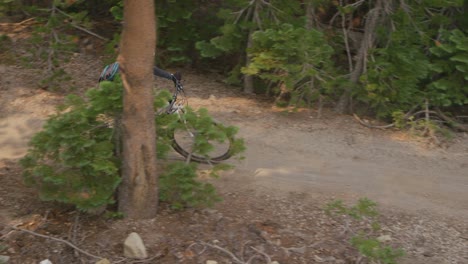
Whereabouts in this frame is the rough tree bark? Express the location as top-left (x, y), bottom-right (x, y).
top-left (117, 0), bottom-right (158, 219)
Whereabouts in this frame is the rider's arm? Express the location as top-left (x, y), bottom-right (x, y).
top-left (153, 66), bottom-right (179, 82)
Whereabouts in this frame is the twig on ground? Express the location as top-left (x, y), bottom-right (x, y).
top-left (190, 241), bottom-right (275, 264)
top-left (353, 113), bottom-right (395, 129)
top-left (240, 240), bottom-right (252, 262)
top-left (187, 242), bottom-right (208, 255)
top-left (128, 251), bottom-right (165, 264)
top-left (17, 17), bottom-right (36, 25)
top-left (199, 241), bottom-right (245, 264)
top-left (7, 225), bottom-right (102, 260)
top-left (249, 246), bottom-right (272, 263)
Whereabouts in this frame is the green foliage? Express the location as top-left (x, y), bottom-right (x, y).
top-left (355, 2), bottom-right (467, 119)
top-left (244, 23), bottom-right (334, 102)
top-left (2, 0), bottom-right (466, 121)
top-left (0, 0), bottom-right (20, 16)
top-left (104, 210), bottom-right (124, 219)
top-left (392, 111), bottom-right (407, 129)
top-left (326, 198), bottom-right (405, 264)
top-left (20, 2), bottom-right (96, 90)
top-left (428, 29), bottom-right (468, 107)
top-left (351, 235), bottom-right (405, 264)
top-left (109, 0), bottom-right (123, 21)
top-left (196, 23), bottom-right (244, 59)
top-left (21, 80), bottom-right (123, 211)
top-left (325, 198), bottom-right (378, 220)
top-left (21, 77), bottom-right (244, 212)
top-left (359, 44), bottom-right (430, 118)
top-left (155, 0), bottom-right (223, 66)
top-left (159, 162), bottom-right (222, 210)
top-left (196, 0), bottom-right (302, 82)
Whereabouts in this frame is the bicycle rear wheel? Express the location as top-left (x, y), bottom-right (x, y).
top-left (169, 121), bottom-right (233, 163)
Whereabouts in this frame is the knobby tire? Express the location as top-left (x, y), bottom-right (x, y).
top-left (169, 121), bottom-right (233, 164)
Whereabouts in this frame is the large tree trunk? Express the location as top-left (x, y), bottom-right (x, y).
top-left (118, 0), bottom-right (158, 219)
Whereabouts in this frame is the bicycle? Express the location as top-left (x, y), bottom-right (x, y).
top-left (99, 64), bottom-right (236, 164)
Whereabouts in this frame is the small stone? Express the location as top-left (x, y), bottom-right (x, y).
top-left (271, 261), bottom-right (280, 264)
top-left (423, 250), bottom-right (435, 257)
top-left (377, 235), bottom-right (392, 242)
top-left (95, 259), bottom-right (111, 264)
top-left (206, 261), bottom-right (218, 264)
top-left (124, 232), bottom-right (148, 259)
top-left (288, 246), bottom-right (306, 254)
top-left (39, 260), bottom-right (53, 264)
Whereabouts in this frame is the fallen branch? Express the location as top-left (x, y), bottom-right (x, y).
top-left (199, 242), bottom-right (245, 264)
top-left (190, 241), bottom-right (275, 264)
top-left (249, 246), bottom-right (272, 264)
top-left (7, 225), bottom-right (102, 260)
top-left (435, 108), bottom-right (468, 132)
top-left (353, 113), bottom-right (395, 129)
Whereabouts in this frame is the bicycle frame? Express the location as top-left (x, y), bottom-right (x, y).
top-left (157, 75), bottom-right (187, 115)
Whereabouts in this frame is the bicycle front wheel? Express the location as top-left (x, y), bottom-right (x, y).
top-left (169, 121), bottom-right (233, 164)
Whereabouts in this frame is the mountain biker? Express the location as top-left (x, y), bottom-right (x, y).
top-left (98, 62), bottom-right (180, 84)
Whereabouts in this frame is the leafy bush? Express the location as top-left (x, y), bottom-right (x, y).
top-left (358, 44), bottom-right (430, 118)
top-left (21, 78), bottom-right (244, 212)
top-left (427, 29), bottom-right (468, 107)
top-left (159, 162), bottom-right (222, 210)
top-left (351, 235), bottom-right (405, 264)
top-left (21, 81), bottom-right (122, 211)
top-left (243, 23), bottom-right (335, 103)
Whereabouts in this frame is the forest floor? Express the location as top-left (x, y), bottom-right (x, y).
top-left (1, 25), bottom-right (468, 264)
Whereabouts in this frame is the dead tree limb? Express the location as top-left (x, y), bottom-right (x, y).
top-left (436, 108), bottom-right (468, 132)
top-left (6, 225), bottom-right (102, 260)
top-left (353, 113), bottom-right (395, 129)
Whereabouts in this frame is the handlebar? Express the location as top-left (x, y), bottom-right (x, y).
top-left (153, 66), bottom-right (181, 84)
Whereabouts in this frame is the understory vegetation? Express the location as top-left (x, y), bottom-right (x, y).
top-left (326, 198), bottom-right (405, 264)
top-left (1, 0), bottom-right (466, 130)
top-left (1, 2), bottom-right (464, 262)
top-left (0, 0), bottom-right (465, 213)
top-left (20, 78), bottom-right (245, 211)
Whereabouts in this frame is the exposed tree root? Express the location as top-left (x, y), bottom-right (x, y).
top-left (3, 224), bottom-right (102, 260)
top-left (353, 104), bottom-right (467, 134)
top-left (188, 241), bottom-right (276, 264)
top-left (435, 108), bottom-right (468, 132)
top-left (353, 113), bottom-right (395, 129)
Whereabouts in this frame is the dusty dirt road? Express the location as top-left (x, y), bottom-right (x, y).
top-left (183, 71), bottom-right (468, 221)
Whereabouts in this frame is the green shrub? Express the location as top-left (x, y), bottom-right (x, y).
top-left (21, 78), bottom-right (244, 212)
top-left (326, 198), bottom-right (405, 264)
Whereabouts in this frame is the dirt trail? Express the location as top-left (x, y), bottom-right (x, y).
top-left (1, 67), bottom-right (468, 220)
top-left (181, 71), bottom-right (468, 221)
top-left (1, 65), bottom-right (468, 263)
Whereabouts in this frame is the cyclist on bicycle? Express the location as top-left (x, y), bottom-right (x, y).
top-left (98, 62), bottom-right (180, 84)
